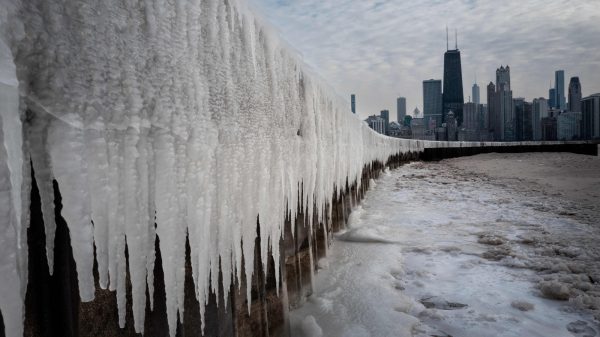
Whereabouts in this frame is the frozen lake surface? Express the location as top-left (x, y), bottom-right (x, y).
top-left (291, 156), bottom-right (600, 337)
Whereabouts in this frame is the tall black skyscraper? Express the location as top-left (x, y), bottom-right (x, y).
top-left (442, 29), bottom-right (464, 125)
top-left (568, 77), bottom-right (582, 112)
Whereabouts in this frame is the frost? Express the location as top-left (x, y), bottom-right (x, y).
top-left (0, 0), bottom-right (424, 335)
top-left (0, 36), bottom-right (24, 337)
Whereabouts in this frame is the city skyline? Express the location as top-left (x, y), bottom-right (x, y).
top-left (250, 0), bottom-right (600, 118)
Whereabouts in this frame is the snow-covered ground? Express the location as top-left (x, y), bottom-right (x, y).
top-left (291, 153), bottom-right (600, 337)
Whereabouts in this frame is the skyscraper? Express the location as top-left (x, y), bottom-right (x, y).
top-left (532, 98), bottom-right (549, 140)
top-left (557, 112), bottom-right (582, 140)
top-left (365, 115), bottom-right (385, 134)
top-left (351, 94), bottom-right (356, 114)
top-left (549, 87), bottom-right (556, 108)
top-left (472, 83), bottom-right (480, 105)
top-left (396, 97), bottom-right (406, 123)
top-left (442, 29), bottom-right (464, 125)
top-left (462, 102), bottom-right (482, 138)
top-left (423, 79), bottom-right (443, 128)
top-left (491, 66), bottom-right (514, 141)
top-left (555, 70), bottom-right (566, 110)
top-left (568, 77), bottom-right (582, 112)
top-left (581, 94), bottom-right (600, 140)
top-left (513, 98), bottom-right (532, 141)
top-left (487, 82), bottom-right (495, 132)
top-left (496, 66), bottom-right (510, 89)
top-left (380, 110), bottom-right (390, 135)
top-left (513, 98), bottom-right (524, 141)
top-left (496, 85), bottom-right (514, 141)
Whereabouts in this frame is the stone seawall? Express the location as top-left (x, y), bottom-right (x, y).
top-left (421, 141), bottom-right (599, 161)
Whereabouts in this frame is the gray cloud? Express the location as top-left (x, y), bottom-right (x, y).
top-left (249, 0), bottom-right (600, 120)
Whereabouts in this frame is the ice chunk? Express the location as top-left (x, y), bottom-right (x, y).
top-left (539, 281), bottom-right (571, 301)
top-left (511, 300), bottom-right (535, 311)
top-left (300, 315), bottom-right (323, 337)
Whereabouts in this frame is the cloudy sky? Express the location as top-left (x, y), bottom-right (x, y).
top-left (249, 0), bottom-right (600, 120)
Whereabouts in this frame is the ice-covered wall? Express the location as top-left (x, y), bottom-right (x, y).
top-left (0, 0), bottom-right (421, 335)
top-left (0, 35), bottom-right (26, 337)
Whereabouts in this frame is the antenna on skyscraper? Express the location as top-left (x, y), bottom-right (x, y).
top-left (446, 26), bottom-right (449, 51)
top-left (455, 29), bottom-right (458, 49)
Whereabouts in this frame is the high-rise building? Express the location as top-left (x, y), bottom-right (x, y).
top-left (523, 101), bottom-right (533, 141)
top-left (396, 97), bottom-right (406, 123)
top-left (568, 77), bottom-right (582, 112)
top-left (461, 102), bottom-right (485, 140)
top-left (472, 83), bottom-right (480, 105)
top-left (446, 110), bottom-right (458, 141)
top-left (380, 109), bottom-right (390, 135)
top-left (410, 117), bottom-right (426, 140)
top-left (514, 98), bottom-right (525, 141)
top-left (365, 115), bottom-right (385, 134)
top-left (555, 70), bottom-right (566, 110)
top-left (480, 104), bottom-right (490, 139)
top-left (581, 94), bottom-right (600, 140)
top-left (497, 86), bottom-right (514, 141)
top-left (513, 98), bottom-right (532, 141)
top-left (442, 31), bottom-right (464, 125)
top-left (557, 112), bottom-right (582, 140)
top-left (462, 102), bottom-right (480, 130)
top-left (492, 66), bottom-right (514, 141)
top-left (351, 94), bottom-right (356, 114)
top-left (532, 98), bottom-right (549, 140)
top-left (496, 66), bottom-right (511, 90)
top-left (542, 117), bottom-right (557, 140)
top-left (487, 82), bottom-right (495, 132)
top-left (549, 87), bottom-right (556, 108)
top-left (423, 79), bottom-right (443, 128)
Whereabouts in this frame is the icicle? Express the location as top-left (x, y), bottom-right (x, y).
top-left (47, 116), bottom-right (95, 301)
top-left (1, 1), bottom-right (431, 335)
top-left (28, 112), bottom-right (57, 274)
top-left (154, 130), bottom-right (183, 337)
top-left (0, 36), bottom-right (24, 337)
top-left (308, 228), bottom-right (316, 293)
top-left (84, 121), bottom-right (110, 288)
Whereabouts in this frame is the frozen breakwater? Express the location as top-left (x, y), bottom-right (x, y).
top-left (0, 0), bottom-right (599, 336)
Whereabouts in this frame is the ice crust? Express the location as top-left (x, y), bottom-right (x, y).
top-left (0, 0), bottom-right (423, 335)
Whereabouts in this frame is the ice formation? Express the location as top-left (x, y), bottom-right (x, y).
top-left (0, 0), bottom-right (423, 335)
top-left (0, 35), bottom-right (26, 337)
